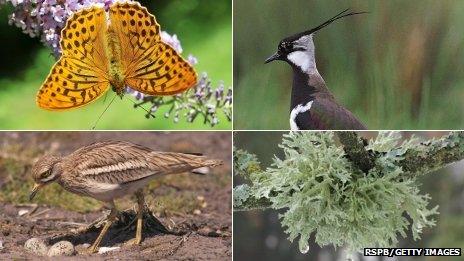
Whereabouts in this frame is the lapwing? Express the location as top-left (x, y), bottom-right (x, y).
top-left (265, 9), bottom-right (367, 130)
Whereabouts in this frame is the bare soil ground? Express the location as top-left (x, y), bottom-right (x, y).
top-left (0, 132), bottom-right (232, 260)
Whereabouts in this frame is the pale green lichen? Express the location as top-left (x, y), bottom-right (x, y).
top-left (233, 147), bottom-right (262, 178)
top-left (233, 184), bottom-right (251, 208)
top-left (234, 131), bottom-right (440, 254)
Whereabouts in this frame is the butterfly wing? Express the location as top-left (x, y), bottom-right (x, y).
top-left (124, 43), bottom-right (197, 95)
top-left (37, 57), bottom-right (110, 110)
top-left (37, 6), bottom-right (110, 110)
top-left (109, 2), bottom-right (197, 96)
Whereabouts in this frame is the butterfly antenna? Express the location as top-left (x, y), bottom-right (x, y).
top-left (102, 91), bottom-right (109, 103)
top-left (125, 96), bottom-right (155, 118)
top-left (91, 94), bottom-right (117, 129)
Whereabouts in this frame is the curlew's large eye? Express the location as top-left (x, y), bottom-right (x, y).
top-left (39, 170), bottom-right (51, 179)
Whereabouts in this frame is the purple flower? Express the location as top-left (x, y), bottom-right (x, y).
top-left (188, 54), bottom-right (198, 65)
top-left (51, 5), bottom-right (66, 22)
top-left (215, 84), bottom-right (224, 101)
top-left (161, 31), bottom-right (182, 53)
top-left (64, 0), bottom-right (79, 12)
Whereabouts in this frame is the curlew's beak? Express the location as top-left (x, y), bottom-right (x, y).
top-left (265, 51), bottom-right (282, 64)
top-left (29, 183), bottom-right (43, 201)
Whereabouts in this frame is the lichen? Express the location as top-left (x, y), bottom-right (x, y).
top-left (234, 131), bottom-right (440, 254)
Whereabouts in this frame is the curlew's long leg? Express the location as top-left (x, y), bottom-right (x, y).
top-left (125, 189), bottom-right (145, 246)
top-left (134, 189), bottom-right (145, 245)
top-left (88, 201), bottom-right (118, 253)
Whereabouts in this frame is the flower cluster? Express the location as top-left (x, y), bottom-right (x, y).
top-left (127, 72), bottom-right (232, 127)
top-left (2, 0), bottom-right (113, 55)
top-left (126, 31), bottom-right (232, 127)
top-left (1, 0), bottom-right (232, 126)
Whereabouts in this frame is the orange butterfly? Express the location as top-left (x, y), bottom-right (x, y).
top-left (37, 2), bottom-right (197, 110)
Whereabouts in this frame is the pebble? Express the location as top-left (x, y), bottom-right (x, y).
top-left (47, 241), bottom-right (75, 256)
top-left (18, 209), bottom-right (29, 216)
top-left (75, 243), bottom-right (90, 254)
top-left (198, 227), bottom-right (213, 235)
top-left (0, 240), bottom-right (3, 250)
top-left (24, 238), bottom-right (48, 256)
top-left (98, 246), bottom-right (120, 254)
top-left (197, 227), bottom-right (222, 237)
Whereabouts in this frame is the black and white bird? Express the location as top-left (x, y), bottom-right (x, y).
top-left (265, 9), bottom-right (367, 130)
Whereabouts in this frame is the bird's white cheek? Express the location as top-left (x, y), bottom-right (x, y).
top-left (287, 51), bottom-right (315, 73)
top-left (40, 172), bottom-right (57, 183)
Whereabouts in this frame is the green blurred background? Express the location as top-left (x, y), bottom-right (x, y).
top-left (234, 131), bottom-right (464, 260)
top-left (0, 0), bottom-right (231, 130)
top-left (234, 0), bottom-right (464, 129)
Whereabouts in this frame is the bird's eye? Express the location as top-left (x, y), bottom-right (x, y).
top-left (40, 170), bottom-right (50, 179)
top-left (279, 43), bottom-right (289, 53)
top-left (279, 42), bottom-right (292, 53)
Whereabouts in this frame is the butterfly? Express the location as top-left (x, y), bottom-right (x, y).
top-left (37, 2), bottom-right (197, 110)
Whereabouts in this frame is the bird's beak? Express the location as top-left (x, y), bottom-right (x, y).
top-left (265, 52), bottom-right (282, 64)
top-left (29, 183), bottom-right (43, 201)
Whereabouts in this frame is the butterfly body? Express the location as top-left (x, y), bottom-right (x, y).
top-left (37, 2), bottom-right (197, 110)
top-left (106, 29), bottom-right (125, 96)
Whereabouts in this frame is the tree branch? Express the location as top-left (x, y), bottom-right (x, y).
top-left (337, 131), bottom-right (375, 173)
top-left (398, 132), bottom-right (464, 178)
top-left (233, 131), bottom-right (464, 212)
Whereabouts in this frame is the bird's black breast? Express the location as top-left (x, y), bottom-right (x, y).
top-left (294, 110), bottom-right (314, 129)
top-left (293, 107), bottom-right (329, 130)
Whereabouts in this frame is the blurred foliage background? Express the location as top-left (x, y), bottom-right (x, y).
top-left (0, 0), bottom-right (231, 129)
top-left (234, 0), bottom-right (464, 129)
top-left (233, 131), bottom-right (464, 260)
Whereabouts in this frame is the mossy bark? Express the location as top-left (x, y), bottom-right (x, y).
top-left (337, 131), bottom-right (375, 173)
top-left (399, 132), bottom-right (464, 177)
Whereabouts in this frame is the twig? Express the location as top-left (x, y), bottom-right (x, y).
top-left (17, 203), bottom-right (38, 207)
top-left (337, 131), bottom-right (375, 173)
top-left (56, 221), bottom-right (88, 227)
top-left (27, 204), bottom-right (39, 216)
top-left (29, 208), bottom-right (50, 219)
